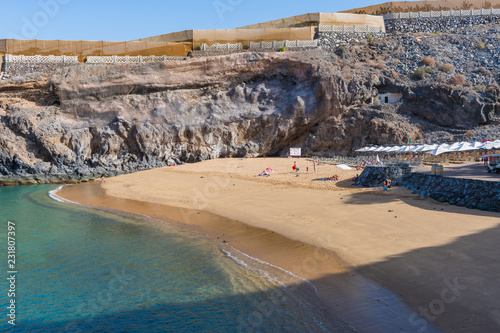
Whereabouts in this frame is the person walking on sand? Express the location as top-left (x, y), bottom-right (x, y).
top-left (101, 176), bottom-right (105, 184)
top-left (313, 160), bottom-right (316, 172)
top-left (292, 161), bottom-right (297, 172)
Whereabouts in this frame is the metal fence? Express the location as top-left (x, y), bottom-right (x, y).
top-left (4, 54), bottom-right (186, 64)
top-left (4, 54), bottom-right (79, 63)
top-left (318, 25), bottom-right (384, 33)
top-left (86, 55), bottom-right (186, 64)
top-left (199, 43), bottom-right (243, 51)
top-left (248, 40), bottom-right (318, 51)
top-left (384, 8), bottom-right (500, 19)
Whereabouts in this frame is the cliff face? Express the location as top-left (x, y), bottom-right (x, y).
top-left (0, 53), bottom-right (349, 181)
top-left (1, 37), bottom-right (499, 182)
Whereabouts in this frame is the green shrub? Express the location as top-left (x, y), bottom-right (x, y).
top-left (368, 35), bottom-right (373, 42)
top-left (279, 46), bottom-right (286, 52)
top-left (412, 68), bottom-right (423, 80)
top-left (475, 84), bottom-right (486, 92)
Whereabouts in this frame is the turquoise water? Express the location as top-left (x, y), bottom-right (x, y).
top-left (0, 185), bottom-right (349, 332)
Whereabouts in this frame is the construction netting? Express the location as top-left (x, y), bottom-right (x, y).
top-left (238, 13), bottom-right (321, 29)
top-left (319, 13), bottom-right (385, 31)
top-left (192, 27), bottom-right (315, 47)
top-left (134, 30), bottom-right (194, 43)
top-left (0, 39), bottom-right (191, 61)
top-left (0, 40), bottom-right (6, 53)
top-left (237, 12), bottom-right (385, 30)
top-left (136, 27), bottom-right (315, 46)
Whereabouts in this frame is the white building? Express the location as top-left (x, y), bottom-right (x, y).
top-left (374, 93), bottom-right (402, 104)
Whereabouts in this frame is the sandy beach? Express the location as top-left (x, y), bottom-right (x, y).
top-left (59, 158), bottom-right (500, 332)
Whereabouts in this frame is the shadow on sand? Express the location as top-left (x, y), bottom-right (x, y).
top-left (12, 222), bottom-right (500, 332)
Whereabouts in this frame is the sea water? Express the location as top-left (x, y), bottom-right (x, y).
top-left (0, 185), bottom-right (351, 332)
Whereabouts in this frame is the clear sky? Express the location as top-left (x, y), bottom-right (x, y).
top-left (0, 0), bottom-right (405, 41)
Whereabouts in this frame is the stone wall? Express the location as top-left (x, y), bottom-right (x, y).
top-left (385, 15), bottom-right (500, 34)
top-left (316, 31), bottom-right (386, 51)
top-left (402, 173), bottom-right (500, 212)
top-left (355, 164), bottom-right (412, 187)
top-left (2, 63), bottom-right (80, 80)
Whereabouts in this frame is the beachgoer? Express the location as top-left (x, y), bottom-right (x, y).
top-left (313, 161), bottom-right (316, 172)
top-left (101, 176), bottom-right (105, 184)
top-left (307, 167), bottom-right (309, 172)
top-left (292, 161), bottom-right (297, 171)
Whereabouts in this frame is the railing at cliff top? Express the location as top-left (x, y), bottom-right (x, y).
top-left (4, 54), bottom-right (79, 63)
top-left (248, 40), bottom-right (318, 50)
top-left (318, 25), bottom-right (383, 33)
top-left (199, 43), bottom-right (243, 51)
top-left (384, 8), bottom-right (500, 20)
top-left (86, 55), bottom-right (186, 64)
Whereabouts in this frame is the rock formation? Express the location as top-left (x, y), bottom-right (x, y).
top-left (1, 22), bottom-right (500, 183)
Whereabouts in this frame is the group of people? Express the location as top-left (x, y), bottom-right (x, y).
top-left (292, 161), bottom-right (317, 173)
top-left (327, 174), bottom-right (341, 181)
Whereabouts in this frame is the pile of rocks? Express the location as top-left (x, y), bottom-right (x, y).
top-left (355, 164), bottom-right (412, 187)
top-left (316, 32), bottom-right (386, 51)
top-left (402, 173), bottom-right (500, 212)
top-left (385, 15), bottom-right (500, 34)
top-left (377, 24), bottom-right (500, 85)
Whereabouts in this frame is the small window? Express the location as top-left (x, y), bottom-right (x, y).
top-left (385, 96), bottom-right (389, 103)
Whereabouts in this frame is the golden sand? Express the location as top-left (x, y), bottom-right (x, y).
top-left (60, 157), bottom-right (500, 332)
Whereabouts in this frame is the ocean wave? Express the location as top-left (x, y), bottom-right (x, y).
top-left (221, 245), bottom-right (319, 295)
top-left (48, 185), bottom-right (77, 204)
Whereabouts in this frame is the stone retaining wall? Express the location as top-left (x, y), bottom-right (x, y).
top-left (2, 62), bottom-right (80, 80)
top-left (316, 32), bottom-right (386, 51)
top-left (385, 15), bottom-right (500, 34)
top-left (402, 173), bottom-right (500, 212)
top-left (355, 164), bottom-right (412, 187)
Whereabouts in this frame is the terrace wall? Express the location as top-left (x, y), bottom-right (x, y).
top-left (402, 173), bottom-right (500, 212)
top-left (384, 8), bottom-right (500, 33)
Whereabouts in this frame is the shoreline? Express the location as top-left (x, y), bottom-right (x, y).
top-left (57, 182), bottom-right (422, 332)
top-left (58, 158), bottom-right (500, 332)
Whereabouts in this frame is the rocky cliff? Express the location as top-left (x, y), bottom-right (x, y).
top-left (1, 23), bottom-right (500, 183)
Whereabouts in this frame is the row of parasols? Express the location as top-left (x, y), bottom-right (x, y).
top-left (355, 140), bottom-right (500, 156)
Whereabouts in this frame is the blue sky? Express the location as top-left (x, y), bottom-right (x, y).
top-left (0, 0), bottom-right (404, 41)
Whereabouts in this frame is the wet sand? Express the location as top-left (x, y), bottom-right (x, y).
top-left (59, 158), bottom-right (500, 332)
